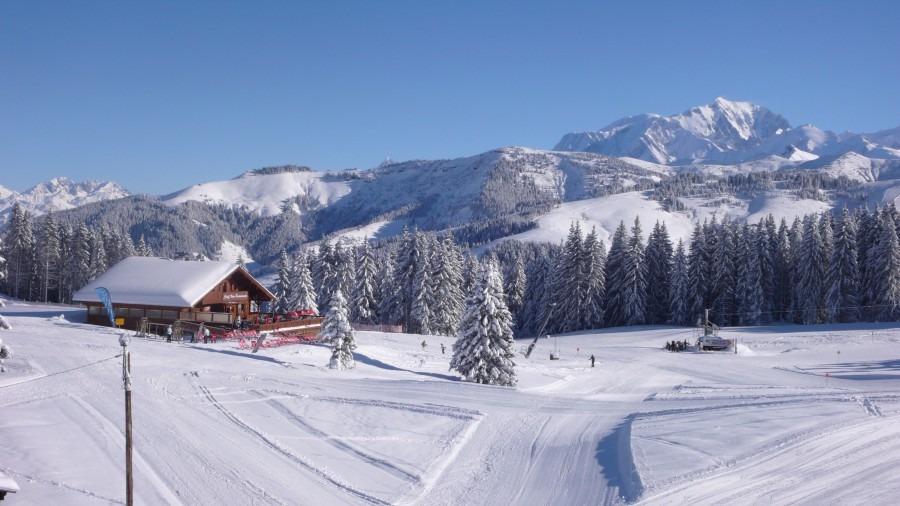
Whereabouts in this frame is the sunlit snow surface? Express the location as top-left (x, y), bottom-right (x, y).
top-left (1, 299), bottom-right (899, 505)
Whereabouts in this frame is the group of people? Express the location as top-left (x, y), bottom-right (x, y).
top-left (665, 339), bottom-right (690, 352)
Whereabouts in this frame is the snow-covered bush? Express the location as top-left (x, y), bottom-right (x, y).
top-left (0, 336), bottom-right (11, 373)
top-left (0, 314), bottom-right (11, 330)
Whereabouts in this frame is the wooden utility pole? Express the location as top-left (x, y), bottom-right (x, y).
top-left (120, 333), bottom-right (134, 506)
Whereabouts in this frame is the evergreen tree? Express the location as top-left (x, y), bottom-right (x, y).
top-left (736, 223), bottom-right (763, 326)
top-left (621, 217), bottom-right (647, 326)
top-left (554, 222), bottom-right (585, 332)
top-left (450, 260), bottom-right (517, 387)
top-left (519, 255), bottom-right (553, 338)
top-left (322, 289), bottom-right (357, 369)
top-left (686, 222), bottom-right (707, 325)
top-left (274, 249), bottom-right (293, 313)
top-left (796, 214), bottom-right (827, 324)
top-left (582, 227), bottom-right (606, 329)
top-left (409, 240), bottom-right (434, 335)
top-left (293, 250), bottom-right (319, 314)
top-left (3, 203), bottom-right (35, 299)
top-left (668, 239), bottom-right (690, 325)
top-left (430, 235), bottom-right (466, 336)
top-left (709, 219), bottom-right (737, 326)
top-left (603, 221), bottom-right (628, 327)
top-left (773, 218), bottom-right (793, 321)
top-left (504, 254), bottom-right (526, 322)
top-left (644, 221), bottom-right (673, 324)
top-left (825, 208), bottom-right (861, 323)
top-left (351, 241), bottom-right (378, 324)
top-left (870, 212), bottom-right (900, 321)
top-left (36, 210), bottom-right (60, 302)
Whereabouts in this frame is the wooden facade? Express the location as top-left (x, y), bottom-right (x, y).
top-left (81, 266), bottom-right (275, 331)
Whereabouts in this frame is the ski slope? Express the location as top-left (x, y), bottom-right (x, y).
top-left (1, 300), bottom-right (899, 505)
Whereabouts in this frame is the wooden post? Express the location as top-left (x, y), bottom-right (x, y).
top-left (120, 334), bottom-right (134, 506)
top-left (125, 352), bottom-right (133, 506)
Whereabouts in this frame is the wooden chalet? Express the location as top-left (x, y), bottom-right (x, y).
top-left (73, 257), bottom-right (276, 332)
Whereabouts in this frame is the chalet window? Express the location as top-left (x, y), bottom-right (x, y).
top-left (161, 310), bottom-right (178, 320)
top-left (146, 310), bottom-right (162, 319)
top-left (128, 308), bottom-right (144, 317)
top-left (115, 308), bottom-right (128, 317)
top-left (88, 306), bottom-right (102, 315)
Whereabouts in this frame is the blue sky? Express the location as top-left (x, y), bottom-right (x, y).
top-left (2, 1), bottom-right (898, 195)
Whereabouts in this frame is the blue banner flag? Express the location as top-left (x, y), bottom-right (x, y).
top-left (95, 287), bottom-right (117, 327)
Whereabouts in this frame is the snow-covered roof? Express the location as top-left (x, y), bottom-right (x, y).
top-left (72, 257), bottom-right (267, 308)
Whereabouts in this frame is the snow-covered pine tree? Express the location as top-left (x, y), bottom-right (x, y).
top-left (351, 241), bottom-right (378, 324)
top-left (736, 223), bottom-right (763, 326)
top-left (378, 250), bottom-right (403, 325)
top-left (582, 227), bottom-right (606, 329)
top-left (644, 221), bottom-right (673, 324)
top-left (72, 222), bottom-right (92, 292)
top-left (504, 254), bottom-right (526, 322)
top-left (668, 239), bottom-right (690, 325)
top-left (555, 222), bottom-right (585, 332)
top-left (603, 221), bottom-right (628, 327)
top-left (757, 217), bottom-right (776, 324)
top-left (686, 222), bottom-right (707, 325)
top-left (430, 235), bottom-right (466, 336)
top-left (824, 208), bottom-right (860, 323)
top-left (36, 210), bottom-right (60, 303)
top-left (787, 216), bottom-right (804, 323)
top-left (313, 239), bottom-right (335, 310)
top-left (621, 217), bottom-right (648, 326)
top-left (334, 241), bottom-right (356, 304)
top-left (518, 254), bottom-right (553, 338)
top-left (409, 238), bottom-right (434, 335)
top-left (3, 203), bottom-right (35, 299)
top-left (292, 250), bottom-right (319, 314)
top-left (274, 249), bottom-right (292, 313)
top-left (88, 229), bottom-right (108, 281)
top-left (709, 219), bottom-right (737, 326)
top-left (450, 260), bottom-right (517, 387)
top-left (870, 211), bottom-right (900, 321)
top-left (322, 289), bottom-right (356, 369)
top-left (796, 214), bottom-right (827, 324)
top-left (0, 336), bottom-right (12, 373)
top-left (773, 218), bottom-right (793, 321)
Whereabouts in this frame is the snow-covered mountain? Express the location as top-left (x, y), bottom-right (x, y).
top-left (554, 97), bottom-right (900, 169)
top-left (2, 97), bottom-right (899, 266)
top-left (0, 177), bottom-right (130, 222)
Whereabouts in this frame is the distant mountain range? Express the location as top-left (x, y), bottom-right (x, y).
top-left (0, 177), bottom-right (130, 222)
top-left (2, 98), bottom-right (899, 266)
top-left (555, 97), bottom-right (900, 165)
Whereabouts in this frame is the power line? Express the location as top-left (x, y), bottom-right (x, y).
top-left (0, 354), bottom-right (122, 389)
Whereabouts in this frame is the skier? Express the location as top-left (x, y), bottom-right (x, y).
top-left (440, 343), bottom-right (446, 354)
top-left (203, 326), bottom-right (211, 344)
top-left (590, 354), bottom-right (595, 367)
top-left (421, 340), bottom-right (427, 350)
top-left (166, 325), bottom-right (173, 343)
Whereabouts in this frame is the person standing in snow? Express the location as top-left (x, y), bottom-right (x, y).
top-left (166, 325), bottom-right (173, 343)
top-left (203, 326), bottom-right (211, 344)
top-left (441, 343), bottom-right (446, 354)
top-left (421, 340), bottom-right (427, 350)
top-left (590, 354), bottom-right (595, 367)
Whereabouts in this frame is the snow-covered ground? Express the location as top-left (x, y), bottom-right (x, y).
top-left (1, 299), bottom-right (899, 505)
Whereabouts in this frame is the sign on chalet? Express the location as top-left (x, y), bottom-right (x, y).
top-left (73, 257), bottom-right (276, 330)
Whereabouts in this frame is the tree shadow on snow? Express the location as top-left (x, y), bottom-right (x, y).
top-left (595, 414), bottom-right (643, 503)
top-left (187, 345), bottom-right (287, 365)
top-left (804, 359), bottom-right (900, 380)
top-left (353, 352), bottom-right (460, 382)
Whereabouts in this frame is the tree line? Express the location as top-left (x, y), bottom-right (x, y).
top-left (5, 198), bottom-right (900, 335)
